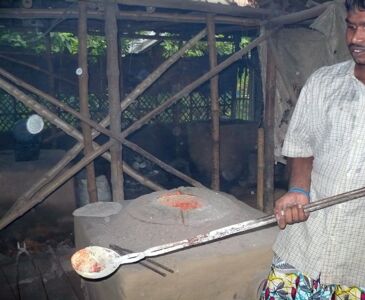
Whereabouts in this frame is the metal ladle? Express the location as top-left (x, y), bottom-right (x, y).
top-left (71, 186), bottom-right (365, 279)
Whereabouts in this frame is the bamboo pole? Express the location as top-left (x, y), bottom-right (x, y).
top-left (0, 74), bottom-right (166, 187)
top-left (256, 127), bottom-right (264, 211)
top-left (120, 29), bottom-right (207, 111)
top-left (45, 34), bottom-right (56, 96)
top-left (78, 0), bottom-right (98, 203)
top-left (0, 23), bottom-right (274, 229)
top-left (0, 67), bottom-right (121, 142)
top-left (105, 1), bottom-right (124, 202)
top-left (113, 0), bottom-right (273, 18)
top-left (263, 38), bottom-right (276, 213)
top-left (0, 66), bottom-right (196, 189)
top-left (0, 34), bottom-right (208, 187)
top-left (0, 0), bottom-right (333, 27)
top-left (207, 14), bottom-right (220, 191)
top-left (0, 76), bottom-right (163, 229)
top-left (123, 140), bottom-right (204, 187)
top-left (0, 69), bottom-right (204, 190)
top-left (263, 1), bottom-right (332, 27)
top-left (6, 143), bottom-right (162, 227)
top-left (0, 8), bottom-right (264, 25)
top-left (230, 34), bottom-right (240, 118)
top-left (122, 29), bottom-right (276, 139)
top-left (1, 28), bottom-right (273, 192)
top-left (0, 136), bottom-right (163, 231)
top-left (0, 2), bottom-right (335, 28)
top-left (45, 33), bottom-right (59, 148)
top-left (0, 141), bottom-right (111, 230)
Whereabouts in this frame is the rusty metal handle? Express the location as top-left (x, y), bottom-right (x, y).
top-left (116, 186), bottom-right (365, 264)
top-left (304, 186), bottom-right (365, 213)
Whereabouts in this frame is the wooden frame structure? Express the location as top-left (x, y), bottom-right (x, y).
top-left (0, 0), bottom-right (333, 229)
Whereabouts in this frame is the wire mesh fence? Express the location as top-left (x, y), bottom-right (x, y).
top-left (0, 63), bottom-right (259, 133)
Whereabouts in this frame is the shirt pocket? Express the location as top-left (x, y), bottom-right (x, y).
top-left (319, 101), bottom-right (358, 153)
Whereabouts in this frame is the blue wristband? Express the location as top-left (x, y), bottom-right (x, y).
top-left (288, 187), bottom-right (310, 200)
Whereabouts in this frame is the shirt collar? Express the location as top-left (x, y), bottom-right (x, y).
top-left (346, 60), bottom-right (356, 77)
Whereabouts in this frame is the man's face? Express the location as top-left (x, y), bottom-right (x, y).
top-left (346, 9), bottom-right (365, 65)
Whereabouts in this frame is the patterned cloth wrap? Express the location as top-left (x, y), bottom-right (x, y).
top-left (260, 255), bottom-right (365, 300)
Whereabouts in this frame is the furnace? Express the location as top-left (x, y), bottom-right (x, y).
top-left (73, 187), bottom-right (278, 300)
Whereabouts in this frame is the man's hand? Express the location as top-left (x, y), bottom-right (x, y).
top-left (274, 192), bottom-right (310, 229)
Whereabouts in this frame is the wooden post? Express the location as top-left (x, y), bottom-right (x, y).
top-left (0, 67), bottom-right (205, 189)
top-left (122, 30), bottom-right (275, 138)
top-left (0, 77), bottom-right (164, 230)
top-left (45, 34), bottom-right (55, 96)
top-left (105, 1), bottom-right (124, 202)
top-left (207, 14), bottom-right (220, 191)
top-left (263, 38), bottom-right (276, 213)
top-left (231, 34), bottom-right (240, 119)
top-left (45, 33), bottom-right (58, 149)
top-left (78, 0), bottom-right (98, 203)
top-left (256, 127), bottom-right (264, 211)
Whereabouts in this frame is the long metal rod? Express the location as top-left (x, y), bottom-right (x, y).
top-left (110, 244), bottom-right (174, 276)
top-left (116, 186), bottom-right (365, 265)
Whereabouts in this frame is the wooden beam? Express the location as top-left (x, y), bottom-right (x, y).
top-left (105, 1), bottom-right (124, 202)
top-left (45, 34), bottom-right (56, 95)
top-left (122, 29), bottom-right (276, 139)
top-left (263, 38), bottom-right (276, 213)
top-left (0, 34), bottom-right (207, 187)
top-left (0, 8), bottom-right (260, 27)
top-left (0, 76), bottom-right (163, 230)
top-left (120, 28), bottom-right (206, 111)
top-left (1, 2), bottom-right (335, 28)
top-left (256, 127), bottom-right (264, 211)
top-left (0, 67), bottom-right (120, 145)
top-left (264, 1), bottom-right (332, 26)
top-left (0, 66), bottom-right (205, 190)
top-left (0, 141), bottom-right (112, 231)
top-left (207, 15), bottom-right (220, 191)
top-left (78, 0), bottom-right (98, 203)
top-left (112, 0), bottom-right (273, 18)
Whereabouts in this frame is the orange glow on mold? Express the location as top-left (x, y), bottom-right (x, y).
top-left (158, 191), bottom-right (202, 211)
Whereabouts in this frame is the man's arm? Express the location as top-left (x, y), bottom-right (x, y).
top-left (288, 157), bottom-right (313, 190)
top-left (275, 157), bottom-right (313, 229)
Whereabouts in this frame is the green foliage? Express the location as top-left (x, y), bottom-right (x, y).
top-left (0, 29), bottom-right (103, 56)
top-left (160, 35), bottom-right (251, 58)
top-left (0, 28), bottom-right (251, 59)
top-left (50, 32), bottom-right (78, 54)
top-left (240, 36), bottom-right (251, 48)
top-left (160, 39), bottom-right (232, 58)
top-left (0, 30), bottom-right (42, 52)
top-left (0, 31), bottom-right (27, 48)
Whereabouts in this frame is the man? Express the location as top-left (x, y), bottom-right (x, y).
top-left (261, 0), bottom-right (365, 299)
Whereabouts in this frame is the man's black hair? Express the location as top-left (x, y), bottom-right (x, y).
top-left (346, 0), bottom-right (365, 11)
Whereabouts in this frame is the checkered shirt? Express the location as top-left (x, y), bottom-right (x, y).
top-left (273, 60), bottom-right (365, 287)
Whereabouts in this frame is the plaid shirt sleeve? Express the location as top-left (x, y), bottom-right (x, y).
top-left (282, 76), bottom-right (315, 158)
